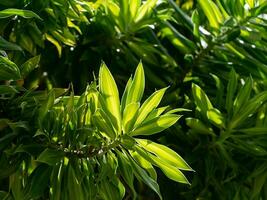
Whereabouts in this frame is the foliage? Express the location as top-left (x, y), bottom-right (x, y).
top-left (1, 0), bottom-right (267, 199)
top-left (185, 71), bottom-right (267, 199)
top-left (0, 60), bottom-right (191, 199)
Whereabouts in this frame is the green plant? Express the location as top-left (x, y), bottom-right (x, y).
top-left (182, 70), bottom-right (267, 199)
top-left (0, 62), bottom-right (192, 199)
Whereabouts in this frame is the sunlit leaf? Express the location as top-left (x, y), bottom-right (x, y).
top-left (126, 61), bottom-right (145, 105)
top-left (137, 139), bottom-right (193, 171)
top-left (134, 87), bottom-right (168, 127)
top-left (99, 62), bottom-right (121, 133)
top-left (0, 9), bottom-right (42, 20)
top-left (130, 114), bottom-right (181, 136)
top-left (0, 56), bottom-right (21, 80)
top-left (37, 148), bottom-right (64, 166)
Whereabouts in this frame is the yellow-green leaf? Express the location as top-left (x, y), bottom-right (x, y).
top-left (192, 83), bottom-right (213, 116)
top-left (92, 109), bottom-right (116, 139)
top-left (135, 146), bottom-right (189, 184)
top-left (207, 108), bottom-right (225, 128)
top-left (122, 102), bottom-right (140, 133)
top-left (151, 154), bottom-right (189, 184)
top-left (0, 9), bottom-right (42, 20)
top-left (99, 62), bottom-right (121, 133)
top-left (45, 34), bottom-right (62, 57)
top-left (121, 77), bottom-right (132, 113)
top-left (134, 0), bottom-right (157, 23)
top-left (137, 139), bottom-right (193, 171)
top-left (198, 0), bottom-right (220, 29)
top-left (130, 150), bottom-right (157, 180)
top-left (0, 56), bottom-right (21, 80)
top-left (126, 61), bottom-right (145, 105)
top-left (130, 114), bottom-right (181, 136)
top-left (134, 87), bottom-right (168, 128)
top-left (130, 0), bottom-right (141, 18)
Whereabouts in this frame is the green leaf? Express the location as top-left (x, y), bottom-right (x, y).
top-left (130, 150), bottom-right (157, 180)
top-left (0, 56), bottom-right (21, 80)
top-left (0, 36), bottom-right (22, 51)
top-left (126, 61), bottom-right (145, 105)
top-left (226, 69), bottom-right (238, 115)
top-left (50, 162), bottom-right (65, 200)
top-left (238, 127), bottom-right (267, 135)
top-left (45, 34), bottom-right (62, 57)
top-left (67, 164), bottom-right (84, 200)
top-left (99, 62), bottom-right (121, 133)
top-left (37, 148), bottom-right (64, 166)
top-left (137, 139), bottom-right (193, 171)
top-left (122, 102), bottom-right (140, 133)
top-left (231, 91), bottom-right (267, 128)
top-left (135, 146), bottom-right (189, 184)
top-left (207, 108), bottom-right (225, 128)
top-left (210, 73), bottom-right (224, 108)
top-left (192, 10), bottom-right (200, 38)
top-left (92, 109), bottom-right (116, 139)
top-left (192, 83), bottom-right (213, 116)
top-left (165, 108), bottom-right (191, 114)
top-left (134, 87), bottom-right (168, 128)
top-left (198, 0), bottom-right (220, 29)
top-left (126, 150), bottom-right (162, 199)
top-left (21, 55), bottom-right (40, 78)
top-left (39, 90), bottom-right (55, 122)
top-left (129, 0), bottom-right (141, 18)
top-left (134, 0), bottom-right (158, 23)
top-left (144, 106), bottom-right (169, 122)
top-left (233, 77), bottom-right (253, 116)
top-left (23, 165), bottom-right (51, 199)
top-left (117, 151), bottom-right (137, 199)
top-left (0, 9), bottom-right (42, 20)
top-left (168, 0), bottom-right (193, 31)
top-left (121, 76), bottom-right (132, 113)
top-left (152, 154), bottom-right (189, 184)
top-left (130, 114), bottom-right (181, 136)
top-left (0, 85), bottom-right (18, 95)
top-left (186, 118), bottom-right (214, 135)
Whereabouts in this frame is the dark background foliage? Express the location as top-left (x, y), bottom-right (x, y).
top-left (1, 0), bottom-right (267, 199)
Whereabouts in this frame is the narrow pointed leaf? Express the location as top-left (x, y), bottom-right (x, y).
top-left (126, 61), bottom-right (145, 105)
top-left (21, 55), bottom-right (40, 78)
top-left (99, 63), bottom-right (121, 133)
top-left (0, 56), bottom-right (21, 80)
top-left (192, 83), bottom-right (213, 116)
top-left (130, 0), bottom-right (141, 18)
top-left (186, 118), bottom-right (214, 135)
top-left (231, 92), bottom-right (267, 128)
top-left (92, 109), bottom-right (116, 139)
top-left (0, 36), bottom-right (22, 51)
top-left (143, 106), bottom-right (169, 123)
top-left (0, 9), bottom-right (42, 20)
top-left (137, 139), bottom-right (193, 171)
top-left (130, 150), bottom-right (157, 180)
top-left (134, 0), bottom-right (158, 23)
top-left (134, 87), bottom-right (168, 127)
top-left (151, 154), bottom-right (189, 184)
top-left (198, 0), bottom-right (220, 29)
top-left (121, 77), bottom-right (132, 113)
top-left (126, 150), bottom-right (162, 199)
top-left (226, 69), bottom-right (238, 115)
top-left (233, 77), bottom-right (253, 116)
top-left (135, 146), bottom-right (189, 184)
top-left (130, 114), bottom-right (181, 136)
top-left (207, 108), bottom-right (225, 128)
top-left (122, 102), bottom-right (140, 133)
